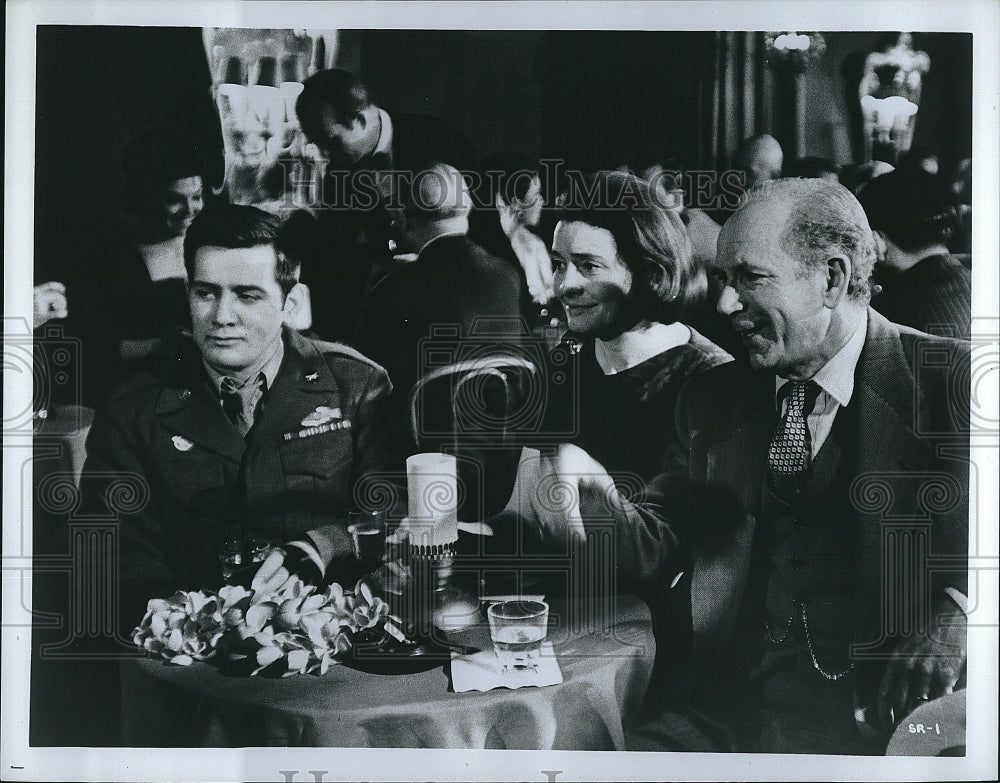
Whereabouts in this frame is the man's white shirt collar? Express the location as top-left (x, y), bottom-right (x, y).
top-left (775, 315), bottom-right (868, 408)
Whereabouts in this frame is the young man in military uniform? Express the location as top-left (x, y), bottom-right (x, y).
top-left (79, 204), bottom-right (393, 631)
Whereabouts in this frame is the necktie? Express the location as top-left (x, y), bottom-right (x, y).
top-left (220, 375), bottom-right (263, 438)
top-left (767, 380), bottom-right (821, 500)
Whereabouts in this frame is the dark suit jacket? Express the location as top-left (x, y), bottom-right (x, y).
top-left (302, 111), bottom-right (479, 343)
top-left (387, 111), bottom-right (479, 175)
top-left (872, 253), bottom-right (972, 340)
top-left (356, 234), bottom-right (528, 471)
top-left (79, 329), bottom-right (392, 627)
top-left (615, 309), bottom-right (970, 702)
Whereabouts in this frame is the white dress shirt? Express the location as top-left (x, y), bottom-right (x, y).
top-left (775, 317), bottom-right (868, 458)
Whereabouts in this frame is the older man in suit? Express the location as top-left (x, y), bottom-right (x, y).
top-left (79, 205), bottom-right (392, 631)
top-left (529, 178), bottom-right (969, 754)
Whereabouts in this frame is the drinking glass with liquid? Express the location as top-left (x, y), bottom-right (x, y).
top-left (218, 539), bottom-right (271, 587)
top-left (347, 509), bottom-right (387, 564)
top-left (487, 599), bottom-right (549, 672)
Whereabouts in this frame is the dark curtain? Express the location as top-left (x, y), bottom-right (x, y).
top-left (538, 31), bottom-right (714, 174)
top-left (694, 31), bottom-right (771, 173)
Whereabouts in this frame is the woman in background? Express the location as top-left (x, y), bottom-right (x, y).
top-left (474, 152), bottom-right (558, 335)
top-left (75, 129), bottom-right (212, 401)
top-left (112, 128), bottom-right (208, 365)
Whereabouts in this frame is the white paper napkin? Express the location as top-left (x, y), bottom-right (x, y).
top-left (450, 642), bottom-right (563, 692)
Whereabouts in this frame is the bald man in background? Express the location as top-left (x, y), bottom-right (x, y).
top-left (356, 162), bottom-right (527, 480)
top-left (734, 133), bottom-right (784, 190)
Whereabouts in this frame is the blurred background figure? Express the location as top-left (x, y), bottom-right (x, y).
top-left (734, 133), bottom-right (784, 189)
top-left (115, 128), bottom-right (208, 362)
top-left (948, 157), bottom-right (973, 257)
top-left (708, 133), bottom-right (784, 227)
top-left (839, 159), bottom-right (895, 196)
top-left (33, 281), bottom-right (68, 329)
top-left (72, 128), bottom-right (214, 402)
top-left (294, 68), bottom-right (478, 344)
top-left (784, 156), bottom-right (840, 181)
top-left (630, 157), bottom-right (720, 270)
top-left (859, 167), bottom-right (971, 339)
top-left (357, 161), bottom-right (527, 483)
top-left (475, 151), bottom-right (555, 311)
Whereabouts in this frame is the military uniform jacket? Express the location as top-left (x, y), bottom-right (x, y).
top-left (79, 329), bottom-right (392, 622)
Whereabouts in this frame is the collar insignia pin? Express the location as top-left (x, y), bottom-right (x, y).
top-left (178, 388), bottom-right (192, 401)
top-left (305, 372), bottom-right (319, 382)
top-left (172, 435), bottom-right (195, 452)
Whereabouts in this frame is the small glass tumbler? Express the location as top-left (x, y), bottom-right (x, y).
top-left (487, 599), bottom-right (549, 672)
top-left (218, 539), bottom-right (271, 586)
top-left (347, 509), bottom-right (387, 564)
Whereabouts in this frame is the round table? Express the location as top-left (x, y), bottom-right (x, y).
top-left (120, 595), bottom-right (654, 749)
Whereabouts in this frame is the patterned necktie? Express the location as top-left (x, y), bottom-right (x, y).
top-left (767, 380), bottom-right (821, 500)
top-left (220, 375), bottom-right (263, 438)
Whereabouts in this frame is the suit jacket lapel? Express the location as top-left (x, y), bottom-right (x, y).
top-left (854, 309), bottom-right (928, 478)
top-left (704, 371), bottom-right (774, 512)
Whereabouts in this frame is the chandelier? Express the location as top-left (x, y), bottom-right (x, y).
top-left (858, 33), bottom-right (930, 160)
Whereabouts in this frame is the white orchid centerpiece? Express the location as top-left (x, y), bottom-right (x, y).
top-left (132, 555), bottom-right (408, 676)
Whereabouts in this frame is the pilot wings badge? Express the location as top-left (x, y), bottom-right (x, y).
top-left (300, 406), bottom-right (342, 427)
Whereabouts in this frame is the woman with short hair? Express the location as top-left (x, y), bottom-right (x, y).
top-left (546, 169), bottom-right (731, 480)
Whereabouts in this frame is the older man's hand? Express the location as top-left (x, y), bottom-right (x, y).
top-left (530, 443), bottom-right (619, 547)
top-left (877, 595), bottom-right (967, 730)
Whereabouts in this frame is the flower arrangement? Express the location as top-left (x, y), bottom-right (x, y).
top-left (132, 573), bottom-right (407, 676)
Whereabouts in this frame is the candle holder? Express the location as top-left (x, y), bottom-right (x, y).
top-left (387, 454), bottom-right (482, 658)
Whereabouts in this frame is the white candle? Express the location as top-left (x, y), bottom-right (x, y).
top-left (404, 453), bottom-right (458, 548)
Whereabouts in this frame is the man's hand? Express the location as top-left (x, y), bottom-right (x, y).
top-left (877, 595), bottom-right (967, 729)
top-left (531, 444), bottom-right (619, 547)
top-left (251, 546), bottom-right (322, 593)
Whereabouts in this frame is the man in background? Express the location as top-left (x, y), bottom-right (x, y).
top-left (294, 68), bottom-right (478, 342)
top-left (734, 133), bottom-right (784, 189)
top-left (859, 167), bottom-right (972, 340)
top-left (358, 162), bottom-right (527, 518)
